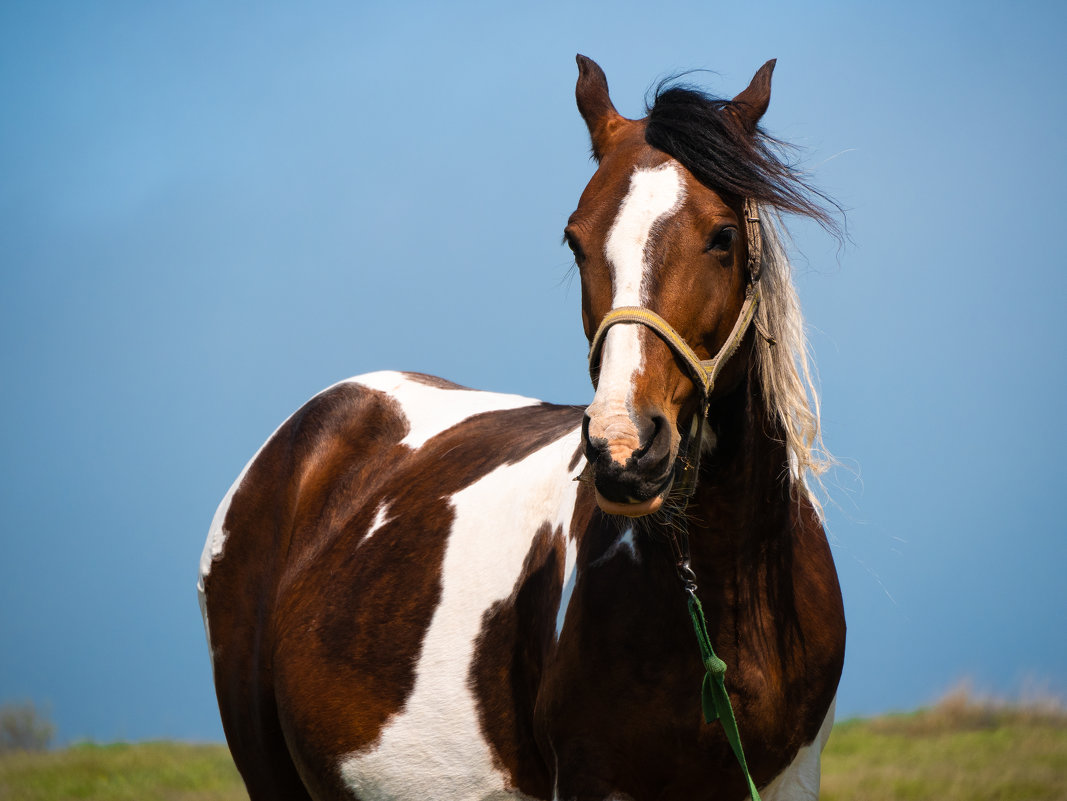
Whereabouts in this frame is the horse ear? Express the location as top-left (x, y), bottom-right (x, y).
top-left (730, 58), bottom-right (776, 132)
top-left (575, 54), bottom-right (625, 161)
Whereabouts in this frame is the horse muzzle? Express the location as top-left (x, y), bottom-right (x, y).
top-left (582, 410), bottom-right (676, 517)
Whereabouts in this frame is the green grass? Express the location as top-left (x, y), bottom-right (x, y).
top-left (821, 689), bottom-right (1067, 801)
top-left (0, 742), bottom-right (244, 801)
top-left (2, 691), bottom-right (1065, 800)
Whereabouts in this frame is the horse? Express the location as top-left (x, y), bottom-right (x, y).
top-left (198, 55), bottom-right (846, 801)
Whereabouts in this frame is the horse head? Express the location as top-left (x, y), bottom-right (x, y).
top-left (570, 55), bottom-right (778, 518)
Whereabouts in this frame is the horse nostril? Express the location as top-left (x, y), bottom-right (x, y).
top-left (581, 413), bottom-right (606, 463)
top-left (645, 414), bottom-right (667, 453)
top-left (628, 412), bottom-right (665, 459)
top-left (649, 414), bottom-right (675, 465)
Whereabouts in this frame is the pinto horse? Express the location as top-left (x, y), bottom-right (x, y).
top-left (199, 55), bottom-right (845, 801)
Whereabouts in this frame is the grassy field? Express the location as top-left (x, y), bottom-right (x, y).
top-left (2, 693), bottom-right (1064, 800)
top-left (0, 742), bottom-right (243, 801)
top-left (821, 690), bottom-right (1067, 801)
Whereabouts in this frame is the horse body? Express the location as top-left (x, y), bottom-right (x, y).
top-left (200, 56), bottom-right (846, 801)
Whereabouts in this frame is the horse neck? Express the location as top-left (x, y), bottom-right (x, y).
top-left (684, 353), bottom-right (802, 593)
top-left (672, 356), bottom-right (839, 709)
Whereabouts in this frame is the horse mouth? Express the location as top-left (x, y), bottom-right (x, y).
top-left (594, 488), bottom-right (667, 517)
top-left (592, 470), bottom-right (674, 517)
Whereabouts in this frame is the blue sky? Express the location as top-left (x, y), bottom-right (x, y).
top-left (1, 1), bottom-right (1064, 743)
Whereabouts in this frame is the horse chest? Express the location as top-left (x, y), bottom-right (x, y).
top-left (528, 526), bottom-right (842, 801)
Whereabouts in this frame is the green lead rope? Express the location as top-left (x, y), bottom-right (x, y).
top-left (686, 590), bottom-right (762, 801)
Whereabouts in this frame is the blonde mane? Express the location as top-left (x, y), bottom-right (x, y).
top-left (753, 209), bottom-right (831, 505)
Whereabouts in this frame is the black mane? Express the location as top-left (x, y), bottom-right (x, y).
top-left (645, 82), bottom-right (840, 233)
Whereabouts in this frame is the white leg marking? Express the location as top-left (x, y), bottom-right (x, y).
top-left (758, 696), bottom-right (837, 801)
top-left (339, 429), bottom-right (583, 800)
top-left (355, 371), bottom-right (538, 450)
top-left (586, 163), bottom-right (684, 447)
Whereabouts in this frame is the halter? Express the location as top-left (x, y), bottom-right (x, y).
top-left (587, 198), bottom-right (764, 497)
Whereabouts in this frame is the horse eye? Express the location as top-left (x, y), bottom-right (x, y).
top-left (564, 230), bottom-right (586, 262)
top-left (707, 226), bottom-right (737, 253)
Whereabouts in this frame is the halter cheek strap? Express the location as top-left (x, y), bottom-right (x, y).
top-left (586, 198), bottom-right (764, 496)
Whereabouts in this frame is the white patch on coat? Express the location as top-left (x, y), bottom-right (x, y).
top-left (355, 371), bottom-right (537, 450)
top-left (591, 525), bottom-right (639, 567)
top-left (586, 163), bottom-right (684, 449)
top-left (360, 501), bottom-right (392, 547)
top-left (555, 537), bottom-right (579, 640)
top-left (338, 425), bottom-right (584, 801)
top-left (758, 696), bottom-right (837, 801)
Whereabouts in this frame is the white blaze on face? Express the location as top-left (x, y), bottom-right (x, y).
top-left (586, 162), bottom-right (684, 459)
